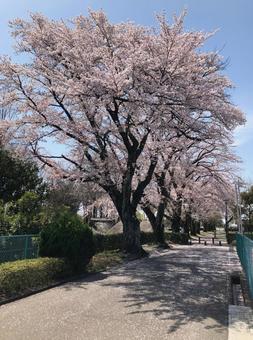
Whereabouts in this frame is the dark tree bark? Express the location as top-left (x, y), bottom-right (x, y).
top-left (142, 205), bottom-right (168, 248)
top-left (141, 165), bottom-right (172, 248)
top-left (190, 221), bottom-right (196, 235)
top-left (184, 210), bottom-right (192, 237)
top-left (171, 198), bottom-right (183, 233)
top-left (121, 207), bottom-right (142, 254)
top-left (106, 154), bottom-right (157, 256)
top-left (191, 219), bottom-right (200, 235)
top-left (196, 220), bottom-right (201, 234)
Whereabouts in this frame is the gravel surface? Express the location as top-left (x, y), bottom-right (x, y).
top-left (0, 245), bottom-right (235, 340)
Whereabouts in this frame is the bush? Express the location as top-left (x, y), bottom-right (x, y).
top-left (227, 232), bottom-right (253, 244)
top-left (0, 257), bottom-right (71, 298)
top-left (140, 231), bottom-right (156, 244)
top-left (94, 233), bottom-right (123, 252)
top-left (246, 233), bottom-right (253, 240)
top-left (94, 231), bottom-right (173, 252)
top-left (94, 232), bottom-right (159, 252)
top-left (39, 209), bottom-right (95, 270)
top-left (242, 222), bottom-right (253, 233)
top-left (170, 232), bottom-right (189, 245)
top-left (227, 232), bottom-right (237, 244)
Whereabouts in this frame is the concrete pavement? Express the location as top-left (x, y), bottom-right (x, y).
top-left (0, 245), bottom-right (238, 339)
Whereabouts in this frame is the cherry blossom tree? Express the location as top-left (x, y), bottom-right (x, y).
top-left (0, 10), bottom-right (244, 254)
top-left (142, 134), bottom-right (241, 243)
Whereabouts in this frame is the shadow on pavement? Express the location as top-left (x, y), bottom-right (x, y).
top-left (100, 246), bottom-right (230, 335)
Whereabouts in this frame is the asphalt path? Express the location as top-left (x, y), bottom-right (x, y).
top-left (0, 245), bottom-right (236, 340)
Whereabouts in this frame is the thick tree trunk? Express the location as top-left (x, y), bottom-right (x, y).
top-left (143, 206), bottom-right (168, 248)
top-left (191, 221), bottom-right (196, 235)
top-left (171, 213), bottom-right (181, 233)
top-left (108, 184), bottom-right (144, 256)
top-left (184, 210), bottom-right (191, 237)
top-left (154, 223), bottom-right (166, 247)
top-left (196, 221), bottom-right (201, 234)
top-left (191, 219), bottom-right (200, 235)
top-left (121, 208), bottom-right (143, 255)
top-left (171, 195), bottom-right (183, 233)
top-left (103, 134), bottom-right (157, 256)
top-left (171, 205), bottom-right (182, 233)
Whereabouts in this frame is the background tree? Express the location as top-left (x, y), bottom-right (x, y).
top-left (0, 87), bottom-right (16, 145)
top-left (0, 148), bottom-right (46, 203)
top-left (241, 185), bottom-right (253, 231)
top-left (0, 145), bottom-right (46, 235)
top-left (142, 133), bottom-right (239, 242)
top-left (5, 192), bottom-right (44, 234)
top-left (46, 180), bottom-right (83, 214)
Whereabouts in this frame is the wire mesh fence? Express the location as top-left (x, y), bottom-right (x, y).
top-left (0, 235), bottom-right (39, 263)
top-left (236, 233), bottom-right (253, 299)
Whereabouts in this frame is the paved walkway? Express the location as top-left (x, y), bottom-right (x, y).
top-left (0, 245), bottom-right (238, 340)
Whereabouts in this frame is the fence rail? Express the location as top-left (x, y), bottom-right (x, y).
top-left (0, 234), bottom-right (39, 263)
top-left (236, 233), bottom-right (253, 299)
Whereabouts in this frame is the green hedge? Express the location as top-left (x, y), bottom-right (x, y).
top-left (227, 232), bottom-right (237, 244)
top-left (94, 233), bottom-right (123, 252)
top-left (94, 231), bottom-right (187, 252)
top-left (94, 232), bottom-right (161, 252)
top-left (227, 232), bottom-right (253, 244)
top-left (141, 231), bottom-right (159, 244)
top-left (0, 257), bottom-right (72, 299)
top-left (170, 232), bottom-right (189, 245)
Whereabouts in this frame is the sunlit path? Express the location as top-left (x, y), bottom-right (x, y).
top-left (0, 245), bottom-right (238, 340)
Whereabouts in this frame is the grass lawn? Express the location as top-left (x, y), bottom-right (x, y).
top-left (88, 250), bottom-right (126, 272)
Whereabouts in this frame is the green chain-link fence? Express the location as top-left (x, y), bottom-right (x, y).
top-left (0, 235), bottom-right (39, 263)
top-left (236, 233), bottom-right (253, 299)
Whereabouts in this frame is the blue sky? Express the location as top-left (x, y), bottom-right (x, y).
top-left (0, 0), bottom-right (252, 180)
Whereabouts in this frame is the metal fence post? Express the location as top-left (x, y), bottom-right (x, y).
top-left (0, 234), bottom-right (39, 263)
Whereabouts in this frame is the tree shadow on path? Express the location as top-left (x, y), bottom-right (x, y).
top-left (100, 246), bottom-right (230, 335)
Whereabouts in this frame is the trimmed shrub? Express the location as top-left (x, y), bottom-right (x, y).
top-left (246, 233), bottom-right (253, 240)
top-left (94, 231), bottom-right (173, 252)
top-left (170, 232), bottom-right (189, 245)
top-left (227, 232), bottom-right (253, 244)
top-left (94, 233), bottom-right (123, 252)
top-left (94, 232), bottom-right (156, 252)
top-left (39, 210), bottom-right (95, 270)
top-left (0, 257), bottom-right (71, 298)
top-left (140, 231), bottom-right (156, 244)
top-left (227, 232), bottom-right (237, 244)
